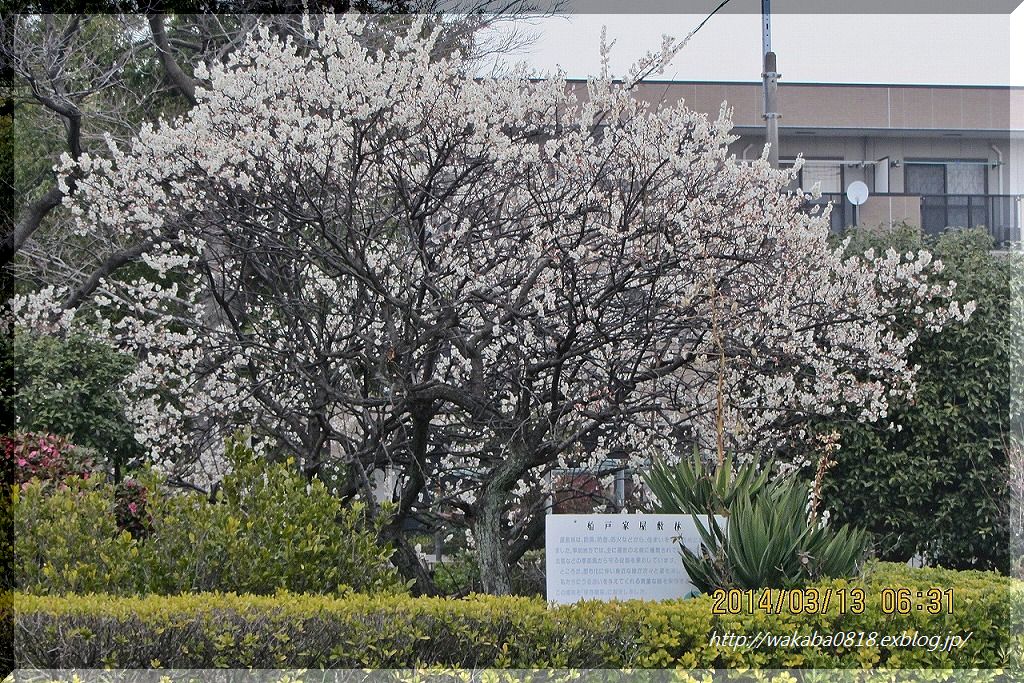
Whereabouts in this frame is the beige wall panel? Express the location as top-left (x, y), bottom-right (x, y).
top-left (781, 86), bottom-right (889, 129)
top-left (594, 82), bottom-right (1019, 134)
top-left (959, 89), bottom-right (997, 130)
top-left (690, 84), bottom-right (761, 126)
top-left (899, 89), bottom-right (937, 130)
top-left (928, 90), bottom-right (967, 130)
top-left (1012, 89), bottom-right (1024, 131)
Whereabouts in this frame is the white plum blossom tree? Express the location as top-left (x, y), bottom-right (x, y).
top-left (11, 13), bottom-right (973, 594)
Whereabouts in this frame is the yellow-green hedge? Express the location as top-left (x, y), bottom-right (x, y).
top-left (10, 445), bottom-right (406, 597)
top-left (12, 563), bottom-right (1024, 670)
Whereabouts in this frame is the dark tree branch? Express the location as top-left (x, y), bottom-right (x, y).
top-left (149, 14), bottom-right (197, 107)
top-left (62, 237), bottom-right (161, 309)
top-left (1, 186), bottom-right (62, 268)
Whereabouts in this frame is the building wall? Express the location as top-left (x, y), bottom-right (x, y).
top-left (623, 81), bottom-right (1023, 134)
top-left (609, 79), bottom-right (1024, 233)
top-left (729, 134), bottom-right (1019, 196)
top-left (1011, 134), bottom-right (1024, 195)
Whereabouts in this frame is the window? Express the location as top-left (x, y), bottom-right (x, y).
top-left (905, 163), bottom-right (946, 195)
top-left (800, 160), bottom-right (843, 194)
top-left (789, 158), bottom-right (845, 232)
top-left (905, 160), bottom-right (989, 234)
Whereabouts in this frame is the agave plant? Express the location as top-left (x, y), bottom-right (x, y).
top-left (644, 444), bottom-right (772, 516)
top-left (645, 448), bottom-right (869, 591)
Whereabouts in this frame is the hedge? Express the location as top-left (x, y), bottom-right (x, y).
top-left (10, 438), bottom-right (406, 597)
top-left (12, 563), bottom-right (1023, 670)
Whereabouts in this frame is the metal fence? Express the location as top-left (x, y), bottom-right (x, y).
top-left (815, 193), bottom-right (1023, 247)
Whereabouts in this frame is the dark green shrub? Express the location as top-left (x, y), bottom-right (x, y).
top-left (433, 549), bottom-right (483, 595)
top-left (823, 226), bottom-right (1022, 572)
top-left (12, 436), bottom-right (407, 596)
top-left (6, 330), bottom-right (141, 473)
top-left (113, 478), bottom-right (151, 538)
top-left (680, 478), bottom-right (867, 591)
top-left (12, 562), bottom-right (1022, 669)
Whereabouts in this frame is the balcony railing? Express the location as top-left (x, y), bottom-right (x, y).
top-left (813, 193), bottom-right (1023, 248)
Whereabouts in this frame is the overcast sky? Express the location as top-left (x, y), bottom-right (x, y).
top-left (478, 9), bottom-right (1023, 86)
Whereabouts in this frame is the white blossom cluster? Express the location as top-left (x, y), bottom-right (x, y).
top-left (14, 14), bottom-right (972, 531)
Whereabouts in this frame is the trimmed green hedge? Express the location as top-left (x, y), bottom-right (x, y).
top-left (13, 563), bottom-right (1023, 670)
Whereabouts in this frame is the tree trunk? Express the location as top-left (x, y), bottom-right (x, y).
top-left (474, 488), bottom-right (514, 595)
top-left (381, 523), bottom-right (439, 596)
top-left (473, 436), bottom-right (538, 595)
top-left (379, 406), bottom-right (440, 595)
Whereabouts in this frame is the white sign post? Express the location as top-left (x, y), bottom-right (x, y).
top-left (544, 513), bottom-right (726, 604)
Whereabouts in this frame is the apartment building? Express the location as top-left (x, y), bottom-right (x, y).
top-left (576, 80), bottom-right (1024, 247)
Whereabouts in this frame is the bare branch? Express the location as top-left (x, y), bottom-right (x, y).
top-left (148, 14), bottom-right (197, 106)
top-left (1, 186), bottom-right (62, 268)
top-left (62, 237), bottom-right (161, 309)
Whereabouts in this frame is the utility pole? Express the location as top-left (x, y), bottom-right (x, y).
top-left (761, 0), bottom-right (771, 58)
top-left (762, 0), bottom-right (780, 168)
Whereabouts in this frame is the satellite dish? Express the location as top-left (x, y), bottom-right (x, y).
top-left (846, 181), bottom-right (869, 206)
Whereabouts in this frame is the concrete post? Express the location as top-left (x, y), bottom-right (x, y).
top-left (763, 51), bottom-right (781, 169)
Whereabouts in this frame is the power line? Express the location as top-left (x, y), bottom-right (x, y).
top-left (687, 0), bottom-right (737, 42)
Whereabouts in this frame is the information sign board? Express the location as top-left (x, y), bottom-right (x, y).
top-left (545, 513), bottom-right (725, 603)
